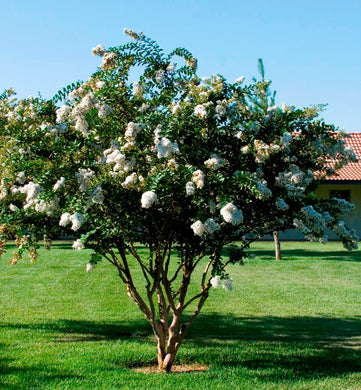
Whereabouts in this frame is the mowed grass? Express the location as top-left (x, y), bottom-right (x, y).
top-left (1, 241), bottom-right (361, 389)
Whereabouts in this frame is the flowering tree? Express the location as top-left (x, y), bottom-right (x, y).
top-left (0, 30), bottom-right (359, 372)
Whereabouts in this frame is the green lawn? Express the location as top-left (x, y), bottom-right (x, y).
top-left (1, 241), bottom-right (361, 389)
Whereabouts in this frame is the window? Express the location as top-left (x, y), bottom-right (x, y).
top-left (329, 189), bottom-right (351, 201)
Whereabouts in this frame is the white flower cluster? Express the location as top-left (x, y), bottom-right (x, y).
top-left (281, 132), bottom-right (293, 147)
top-left (215, 100), bottom-right (227, 118)
top-left (210, 275), bottom-right (233, 291)
top-left (220, 203), bottom-right (243, 226)
top-left (331, 197), bottom-right (355, 214)
top-left (97, 103), bottom-right (112, 119)
top-left (53, 177), bottom-right (65, 192)
top-left (56, 105), bottom-right (71, 123)
top-left (194, 104), bottom-right (207, 119)
top-left (186, 181), bottom-right (196, 196)
top-left (294, 205), bottom-right (337, 244)
top-left (104, 146), bottom-right (135, 175)
top-left (275, 198), bottom-right (289, 211)
top-left (190, 218), bottom-right (220, 236)
top-left (124, 122), bottom-right (142, 150)
top-left (141, 191), bottom-right (157, 209)
top-left (256, 181), bottom-right (272, 199)
top-left (333, 221), bottom-right (359, 250)
top-left (0, 183), bottom-right (7, 201)
top-left (254, 140), bottom-right (270, 163)
top-left (156, 137), bottom-right (179, 159)
top-left (166, 62), bottom-right (175, 72)
top-left (72, 239), bottom-right (84, 250)
top-left (34, 198), bottom-right (59, 216)
top-left (121, 172), bottom-right (144, 190)
top-left (92, 44), bottom-right (106, 56)
top-left (155, 70), bottom-right (166, 83)
top-left (204, 154), bottom-right (224, 170)
top-left (16, 172), bottom-right (27, 184)
top-left (17, 181), bottom-right (44, 210)
top-left (76, 168), bottom-right (94, 192)
top-left (90, 185), bottom-right (105, 204)
top-left (171, 102), bottom-right (182, 115)
top-left (276, 166), bottom-right (314, 198)
top-left (192, 170), bottom-right (205, 189)
top-left (133, 81), bottom-right (144, 98)
top-left (59, 212), bottom-right (87, 231)
top-left (101, 52), bottom-right (117, 70)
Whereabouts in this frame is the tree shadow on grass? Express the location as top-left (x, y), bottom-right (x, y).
top-left (186, 313), bottom-right (361, 381)
top-left (0, 343), bottom-right (84, 390)
top-left (247, 248), bottom-right (361, 262)
top-left (2, 315), bottom-right (361, 382)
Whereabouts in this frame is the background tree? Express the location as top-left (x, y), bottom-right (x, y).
top-left (0, 30), bottom-right (358, 372)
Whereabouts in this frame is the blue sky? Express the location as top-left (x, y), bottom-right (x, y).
top-left (2, 0), bottom-right (361, 132)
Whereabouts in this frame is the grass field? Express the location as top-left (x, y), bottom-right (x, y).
top-left (1, 241), bottom-right (361, 389)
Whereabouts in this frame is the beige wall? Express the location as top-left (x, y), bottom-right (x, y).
top-left (277, 183), bottom-right (361, 241)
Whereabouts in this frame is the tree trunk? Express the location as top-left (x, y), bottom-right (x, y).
top-left (156, 316), bottom-right (182, 372)
top-left (273, 231), bottom-right (281, 260)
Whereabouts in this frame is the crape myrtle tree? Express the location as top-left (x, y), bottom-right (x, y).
top-left (0, 30), bottom-right (359, 372)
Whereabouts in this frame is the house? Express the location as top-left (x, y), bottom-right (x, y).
top-left (314, 132), bottom-right (361, 239)
top-left (279, 132), bottom-right (361, 241)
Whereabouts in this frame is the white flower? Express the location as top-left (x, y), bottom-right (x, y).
top-left (281, 132), bottom-right (293, 147)
top-left (191, 220), bottom-right (206, 236)
top-left (275, 198), bottom-right (289, 211)
top-left (256, 181), bottom-right (272, 199)
top-left (9, 204), bottom-right (19, 212)
top-left (72, 239), bottom-right (84, 250)
top-left (222, 278), bottom-right (233, 291)
top-left (220, 203), bottom-right (243, 226)
top-left (186, 57), bottom-right (197, 70)
top-left (166, 62), bottom-right (175, 72)
top-left (75, 116), bottom-right (89, 136)
top-left (267, 105), bottom-right (278, 112)
top-left (171, 103), bottom-right (182, 115)
top-left (20, 182), bottom-right (42, 203)
top-left (194, 104), bottom-right (207, 119)
top-left (97, 103), bottom-right (112, 118)
top-left (156, 137), bottom-right (179, 159)
top-left (92, 44), bottom-right (105, 56)
top-left (204, 218), bottom-right (220, 234)
top-left (167, 159), bottom-right (179, 170)
top-left (59, 212), bottom-right (71, 227)
top-left (101, 52), bottom-right (117, 70)
top-left (91, 186), bottom-right (105, 204)
top-left (133, 81), bottom-right (143, 98)
top-left (155, 70), bottom-right (166, 83)
top-left (186, 181), bottom-right (196, 196)
top-left (241, 145), bottom-right (250, 154)
top-left (53, 177), bottom-right (65, 192)
top-left (122, 173), bottom-right (138, 189)
top-left (192, 170), bottom-right (205, 189)
top-left (86, 263), bottom-right (95, 272)
top-left (69, 212), bottom-right (87, 231)
top-left (76, 169), bottom-right (94, 192)
top-left (16, 172), bottom-right (27, 185)
top-left (235, 76), bottom-right (245, 84)
top-left (35, 198), bottom-right (59, 216)
top-left (204, 154), bottom-right (224, 170)
top-left (210, 275), bottom-right (221, 288)
top-left (141, 191), bottom-right (157, 208)
top-left (56, 105), bottom-right (71, 123)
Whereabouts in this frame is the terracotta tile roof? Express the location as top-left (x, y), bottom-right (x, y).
top-left (324, 132), bottom-right (361, 181)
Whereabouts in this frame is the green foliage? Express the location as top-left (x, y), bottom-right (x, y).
top-left (0, 31), bottom-right (358, 371)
